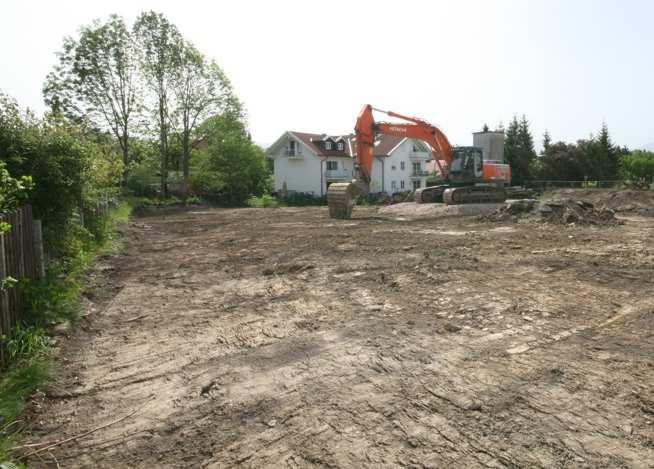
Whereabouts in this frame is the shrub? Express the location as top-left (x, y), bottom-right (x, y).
top-left (246, 194), bottom-right (280, 208)
top-left (620, 150), bottom-right (654, 189)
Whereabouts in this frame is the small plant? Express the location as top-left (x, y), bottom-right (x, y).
top-left (4, 326), bottom-right (48, 364)
top-left (185, 195), bottom-right (201, 205)
top-left (246, 194), bottom-right (280, 208)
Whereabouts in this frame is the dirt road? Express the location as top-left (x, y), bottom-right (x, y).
top-left (24, 204), bottom-right (654, 468)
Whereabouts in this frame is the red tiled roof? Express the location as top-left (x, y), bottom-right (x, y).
top-left (373, 135), bottom-right (404, 156)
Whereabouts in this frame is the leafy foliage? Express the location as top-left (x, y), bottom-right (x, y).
top-left (246, 194), bottom-right (280, 208)
top-left (192, 115), bottom-right (270, 205)
top-left (0, 162), bottom-right (32, 232)
top-left (171, 43), bottom-right (243, 197)
top-left (44, 15), bottom-right (140, 181)
top-left (620, 150), bottom-right (654, 188)
top-left (536, 124), bottom-right (630, 182)
top-left (0, 93), bottom-right (122, 257)
top-left (134, 11), bottom-right (184, 198)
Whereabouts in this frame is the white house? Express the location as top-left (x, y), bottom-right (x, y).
top-left (266, 131), bottom-right (432, 196)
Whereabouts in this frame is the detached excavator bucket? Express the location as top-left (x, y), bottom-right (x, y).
top-left (327, 182), bottom-right (359, 219)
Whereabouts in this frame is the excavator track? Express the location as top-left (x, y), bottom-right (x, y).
top-left (443, 186), bottom-right (506, 205)
top-left (415, 185), bottom-right (447, 203)
top-left (327, 182), bottom-right (358, 219)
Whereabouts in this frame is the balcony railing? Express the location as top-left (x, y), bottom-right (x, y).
top-left (409, 151), bottom-right (430, 159)
top-left (325, 169), bottom-right (351, 179)
top-left (411, 170), bottom-right (429, 177)
top-left (285, 149), bottom-right (302, 157)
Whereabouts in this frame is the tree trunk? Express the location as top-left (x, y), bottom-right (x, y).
top-left (159, 95), bottom-right (168, 199)
top-left (122, 140), bottom-right (129, 186)
top-left (181, 132), bottom-right (190, 201)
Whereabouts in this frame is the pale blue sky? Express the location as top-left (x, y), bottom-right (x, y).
top-left (1, 0), bottom-right (652, 149)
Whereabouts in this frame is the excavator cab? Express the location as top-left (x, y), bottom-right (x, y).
top-left (449, 146), bottom-right (483, 183)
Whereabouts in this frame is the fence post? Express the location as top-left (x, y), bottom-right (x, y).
top-left (33, 219), bottom-right (45, 280)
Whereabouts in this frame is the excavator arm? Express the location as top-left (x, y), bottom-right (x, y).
top-left (353, 105), bottom-right (453, 186)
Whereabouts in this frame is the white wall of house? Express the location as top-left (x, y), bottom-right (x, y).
top-left (380, 139), bottom-right (431, 193)
top-left (269, 135), bottom-right (323, 195)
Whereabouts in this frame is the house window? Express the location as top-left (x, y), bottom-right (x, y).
top-left (413, 180), bottom-right (421, 190)
top-left (325, 141), bottom-right (332, 150)
top-left (326, 161), bottom-right (338, 171)
top-left (400, 161), bottom-right (405, 170)
top-left (391, 165), bottom-right (396, 170)
top-left (400, 180), bottom-right (405, 189)
top-left (412, 161), bottom-right (421, 173)
top-left (391, 181), bottom-right (397, 190)
top-left (287, 140), bottom-right (296, 156)
top-left (337, 142), bottom-right (344, 151)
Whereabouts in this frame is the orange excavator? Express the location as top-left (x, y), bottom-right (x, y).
top-left (326, 104), bottom-right (511, 219)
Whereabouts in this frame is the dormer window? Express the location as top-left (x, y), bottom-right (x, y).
top-left (286, 140), bottom-right (296, 156)
top-left (325, 141), bottom-right (332, 150)
top-left (337, 142), bottom-right (344, 151)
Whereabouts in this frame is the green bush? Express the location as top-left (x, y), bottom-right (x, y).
top-left (620, 150), bottom-right (654, 189)
top-left (1, 93), bottom-right (123, 258)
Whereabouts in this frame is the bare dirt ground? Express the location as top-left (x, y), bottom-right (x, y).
top-left (22, 193), bottom-right (654, 468)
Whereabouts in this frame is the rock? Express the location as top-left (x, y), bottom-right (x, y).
top-left (507, 344), bottom-right (530, 354)
top-left (443, 322), bottom-right (461, 333)
top-left (52, 321), bottom-right (71, 336)
top-left (620, 424), bottom-right (633, 435)
top-left (465, 400), bottom-right (483, 411)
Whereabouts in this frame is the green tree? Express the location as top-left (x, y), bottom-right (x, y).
top-left (539, 141), bottom-right (588, 181)
top-left (620, 150), bottom-right (654, 188)
top-left (504, 115), bottom-right (536, 185)
top-left (44, 15), bottom-right (140, 183)
top-left (192, 115), bottom-right (270, 205)
top-left (134, 11), bottom-right (184, 198)
top-left (171, 42), bottom-right (242, 198)
top-left (542, 131), bottom-right (551, 157)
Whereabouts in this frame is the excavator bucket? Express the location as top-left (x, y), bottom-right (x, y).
top-left (327, 182), bottom-right (359, 219)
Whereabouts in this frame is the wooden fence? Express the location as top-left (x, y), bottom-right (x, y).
top-left (0, 205), bottom-right (43, 365)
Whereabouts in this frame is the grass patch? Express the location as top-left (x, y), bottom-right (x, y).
top-left (246, 194), bottom-right (280, 208)
top-left (246, 193), bottom-right (327, 208)
top-left (130, 195), bottom-right (201, 209)
top-left (0, 200), bottom-right (132, 465)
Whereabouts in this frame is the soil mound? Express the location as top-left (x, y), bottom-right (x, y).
top-left (539, 199), bottom-right (621, 225)
top-left (546, 189), bottom-right (654, 216)
top-left (482, 198), bottom-right (621, 226)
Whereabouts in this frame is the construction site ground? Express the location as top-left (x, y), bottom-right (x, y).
top-left (24, 190), bottom-right (654, 468)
